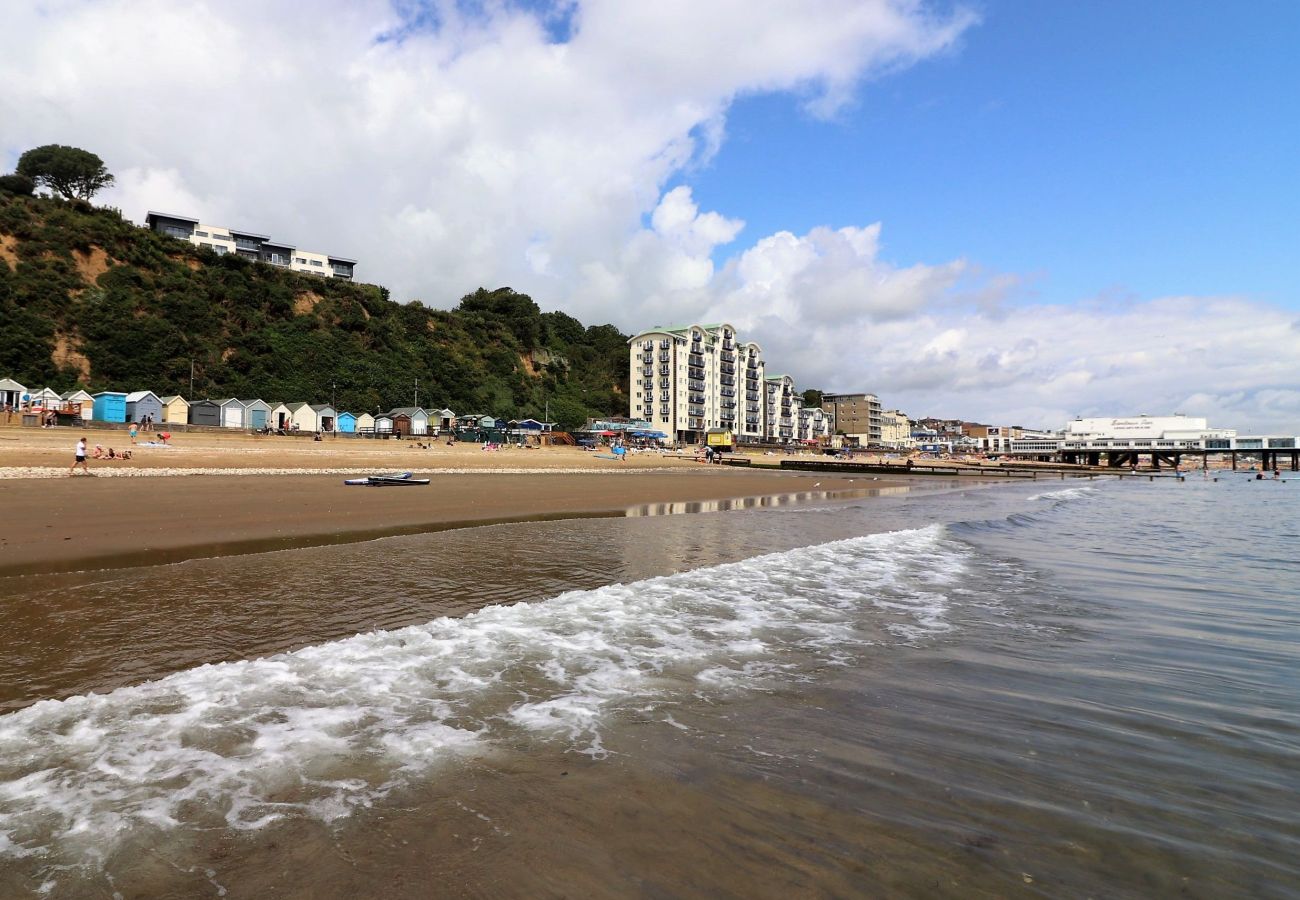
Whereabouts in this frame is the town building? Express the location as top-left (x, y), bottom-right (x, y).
top-left (821, 392), bottom-right (882, 445)
top-left (879, 409), bottom-right (913, 449)
top-left (627, 323), bottom-right (826, 446)
top-left (144, 212), bottom-right (356, 281)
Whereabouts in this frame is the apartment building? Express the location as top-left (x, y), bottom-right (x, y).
top-left (144, 212), bottom-right (356, 280)
top-left (879, 409), bottom-right (913, 448)
top-left (628, 323), bottom-right (825, 445)
top-left (821, 392), bottom-right (883, 445)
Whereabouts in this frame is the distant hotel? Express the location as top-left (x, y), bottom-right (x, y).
top-left (144, 212), bottom-right (356, 281)
top-left (628, 322), bottom-right (829, 445)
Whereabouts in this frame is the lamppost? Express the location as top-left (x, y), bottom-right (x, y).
top-left (189, 360), bottom-right (195, 397)
top-left (331, 381), bottom-right (336, 409)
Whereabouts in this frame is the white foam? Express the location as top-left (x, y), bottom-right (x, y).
top-left (1027, 486), bottom-right (1098, 502)
top-left (0, 523), bottom-right (970, 870)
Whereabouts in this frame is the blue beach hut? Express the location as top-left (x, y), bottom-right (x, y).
top-left (92, 391), bottom-right (128, 423)
top-left (336, 411), bottom-right (357, 433)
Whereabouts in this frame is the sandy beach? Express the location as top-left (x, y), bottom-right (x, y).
top-left (0, 424), bottom-right (903, 576)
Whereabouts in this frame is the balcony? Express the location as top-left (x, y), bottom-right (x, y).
top-left (721, 400), bottom-right (736, 409)
top-left (747, 403), bottom-right (760, 413)
top-left (688, 353), bottom-right (704, 365)
top-left (720, 387), bottom-right (736, 397)
top-left (720, 363), bottom-right (735, 375)
top-left (659, 367), bottom-right (670, 376)
top-left (659, 352), bottom-right (671, 362)
top-left (720, 350), bottom-right (735, 362)
top-left (642, 367), bottom-right (654, 378)
top-left (720, 376), bottom-right (735, 386)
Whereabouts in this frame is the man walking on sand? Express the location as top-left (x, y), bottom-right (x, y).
top-left (70, 436), bottom-right (90, 476)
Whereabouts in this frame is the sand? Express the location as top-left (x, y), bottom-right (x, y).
top-left (0, 424), bottom-right (902, 576)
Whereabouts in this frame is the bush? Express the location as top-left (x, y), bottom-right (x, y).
top-left (0, 174), bottom-right (35, 196)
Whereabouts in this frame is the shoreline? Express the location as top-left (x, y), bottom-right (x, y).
top-left (0, 469), bottom-right (917, 579)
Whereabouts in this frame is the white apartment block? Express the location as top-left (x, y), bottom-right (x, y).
top-left (628, 323), bottom-right (829, 445)
top-left (144, 212), bottom-right (356, 280)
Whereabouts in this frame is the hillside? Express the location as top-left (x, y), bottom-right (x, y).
top-left (0, 194), bottom-right (629, 427)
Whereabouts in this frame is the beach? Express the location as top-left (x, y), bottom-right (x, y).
top-left (0, 425), bottom-right (905, 576)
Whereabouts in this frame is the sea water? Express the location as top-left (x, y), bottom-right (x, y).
top-left (0, 475), bottom-right (1296, 897)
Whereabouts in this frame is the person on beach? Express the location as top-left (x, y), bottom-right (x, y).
top-left (129, 422), bottom-right (139, 443)
top-left (70, 437), bottom-right (89, 476)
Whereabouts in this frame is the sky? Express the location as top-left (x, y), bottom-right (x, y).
top-left (3, 0), bottom-right (1298, 431)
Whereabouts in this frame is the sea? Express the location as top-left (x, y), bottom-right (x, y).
top-left (0, 472), bottom-right (1296, 898)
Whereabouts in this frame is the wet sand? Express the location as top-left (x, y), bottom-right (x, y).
top-left (0, 423), bottom-right (912, 577)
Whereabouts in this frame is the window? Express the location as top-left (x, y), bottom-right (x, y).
top-left (311, 260), bottom-right (323, 267)
top-left (195, 230), bottom-right (209, 237)
top-left (295, 257), bottom-right (308, 264)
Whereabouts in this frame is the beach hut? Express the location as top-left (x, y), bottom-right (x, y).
top-left (188, 399), bottom-right (222, 427)
top-left (336, 412), bottom-right (357, 433)
top-left (92, 391), bottom-right (128, 423)
top-left (388, 407), bottom-right (428, 436)
top-left (125, 391), bottom-right (164, 424)
top-left (217, 398), bottom-right (245, 429)
top-left (310, 404), bottom-right (337, 432)
top-left (432, 408), bottom-right (456, 433)
top-left (0, 378), bottom-right (27, 411)
top-left (355, 412), bottom-right (375, 434)
top-left (159, 395), bottom-right (189, 424)
top-left (30, 387), bottom-right (62, 409)
top-left (267, 402), bottom-right (291, 430)
top-left (287, 402), bottom-right (318, 432)
top-left (242, 399), bottom-right (271, 430)
top-left (373, 413), bottom-right (394, 434)
top-left (61, 389), bottom-right (94, 420)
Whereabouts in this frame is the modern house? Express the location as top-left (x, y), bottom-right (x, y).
top-left (125, 390), bottom-right (164, 424)
top-left (310, 404), bottom-right (337, 432)
top-left (188, 399), bottom-right (222, 427)
top-left (159, 395), bottom-right (189, 424)
top-left (336, 411), bottom-right (357, 433)
top-left (0, 378), bottom-right (26, 410)
top-left (143, 212), bottom-right (357, 280)
top-left (92, 391), bottom-right (128, 423)
top-left (242, 399), bottom-right (272, 430)
top-left (217, 398), bottom-right (245, 429)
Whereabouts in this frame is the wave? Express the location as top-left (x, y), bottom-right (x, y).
top-left (0, 524), bottom-right (972, 870)
top-left (1026, 485), bottom-right (1098, 503)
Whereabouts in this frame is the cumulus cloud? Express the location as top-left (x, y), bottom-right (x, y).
top-left (3, 1), bottom-right (1295, 432)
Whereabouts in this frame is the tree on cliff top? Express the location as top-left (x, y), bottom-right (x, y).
top-left (16, 145), bottom-right (114, 201)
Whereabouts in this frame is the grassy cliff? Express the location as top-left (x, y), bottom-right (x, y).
top-left (0, 194), bottom-right (628, 425)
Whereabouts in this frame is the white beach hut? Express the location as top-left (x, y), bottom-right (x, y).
top-left (0, 378), bottom-right (27, 411)
top-left (373, 413), bottom-right (394, 434)
top-left (30, 387), bottom-right (63, 409)
top-left (388, 407), bottom-right (429, 435)
top-left (287, 402), bottom-right (318, 432)
top-left (355, 412), bottom-right (375, 434)
top-left (268, 402), bottom-right (292, 430)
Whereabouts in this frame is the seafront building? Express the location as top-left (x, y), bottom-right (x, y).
top-left (144, 212), bottom-right (357, 281)
top-left (821, 392), bottom-right (883, 446)
top-left (627, 323), bottom-right (829, 446)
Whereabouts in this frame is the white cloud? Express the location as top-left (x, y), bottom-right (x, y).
top-left (3, 1), bottom-right (1296, 432)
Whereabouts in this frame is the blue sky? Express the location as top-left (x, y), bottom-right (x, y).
top-left (685, 1), bottom-right (1299, 309)
top-left (4, 0), bottom-right (1299, 429)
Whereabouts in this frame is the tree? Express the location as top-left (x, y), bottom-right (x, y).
top-left (16, 145), bottom-right (115, 201)
top-left (801, 387), bottom-right (824, 409)
top-left (0, 174), bottom-right (35, 196)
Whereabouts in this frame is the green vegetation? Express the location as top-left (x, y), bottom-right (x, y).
top-left (15, 145), bottom-right (115, 201)
top-left (0, 194), bottom-right (628, 422)
top-left (0, 174), bottom-right (35, 196)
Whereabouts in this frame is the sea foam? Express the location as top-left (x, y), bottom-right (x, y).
top-left (0, 524), bottom-right (968, 869)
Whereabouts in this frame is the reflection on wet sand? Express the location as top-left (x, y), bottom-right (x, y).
top-left (626, 486), bottom-right (907, 517)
